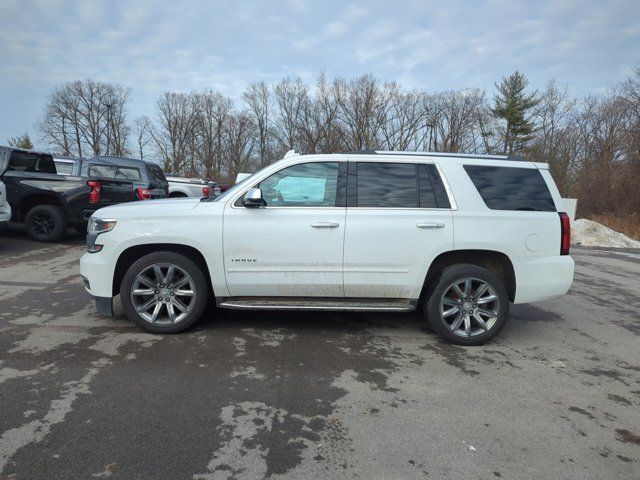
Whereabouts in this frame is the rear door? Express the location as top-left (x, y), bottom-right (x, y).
top-left (343, 160), bottom-right (454, 300)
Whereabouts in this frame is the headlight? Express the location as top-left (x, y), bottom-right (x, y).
top-left (87, 217), bottom-right (117, 253)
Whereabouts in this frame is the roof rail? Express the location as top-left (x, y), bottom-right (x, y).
top-left (371, 150), bottom-right (524, 161)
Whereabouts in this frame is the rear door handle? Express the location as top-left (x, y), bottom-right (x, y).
top-left (416, 222), bottom-right (445, 229)
top-left (311, 222), bottom-right (339, 228)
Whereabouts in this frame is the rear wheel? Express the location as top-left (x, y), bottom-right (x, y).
top-left (24, 204), bottom-right (67, 242)
top-left (120, 251), bottom-right (208, 333)
top-left (425, 264), bottom-right (509, 346)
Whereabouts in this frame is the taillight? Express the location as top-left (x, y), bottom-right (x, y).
top-left (136, 188), bottom-right (151, 200)
top-left (559, 212), bottom-right (570, 255)
top-left (87, 180), bottom-right (101, 204)
top-left (202, 186), bottom-right (211, 197)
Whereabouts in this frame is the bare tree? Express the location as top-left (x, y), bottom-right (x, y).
top-left (38, 79), bottom-right (130, 157)
top-left (194, 90), bottom-right (234, 178)
top-left (132, 115), bottom-right (153, 160)
top-left (151, 92), bottom-right (200, 174)
top-left (272, 77), bottom-right (308, 151)
top-left (332, 75), bottom-right (396, 150)
top-left (243, 82), bottom-right (273, 166)
top-left (221, 112), bottom-right (257, 179)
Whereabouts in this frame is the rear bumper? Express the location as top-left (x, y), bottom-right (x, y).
top-left (513, 255), bottom-right (575, 304)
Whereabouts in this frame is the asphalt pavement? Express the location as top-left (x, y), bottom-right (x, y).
top-left (0, 227), bottom-right (638, 479)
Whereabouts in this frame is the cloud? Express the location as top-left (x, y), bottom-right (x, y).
top-left (0, 0), bottom-right (639, 143)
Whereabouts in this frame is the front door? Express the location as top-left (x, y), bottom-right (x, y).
top-left (223, 161), bottom-right (346, 297)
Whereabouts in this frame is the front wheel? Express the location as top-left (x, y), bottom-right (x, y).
top-left (120, 251), bottom-right (208, 333)
top-left (425, 264), bottom-right (509, 346)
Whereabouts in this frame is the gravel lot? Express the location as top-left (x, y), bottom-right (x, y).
top-left (1, 228), bottom-right (638, 479)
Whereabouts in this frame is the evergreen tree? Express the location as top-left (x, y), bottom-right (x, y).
top-left (7, 132), bottom-right (34, 149)
top-left (492, 71), bottom-right (540, 154)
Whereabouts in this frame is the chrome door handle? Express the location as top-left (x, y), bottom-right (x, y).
top-left (311, 222), bottom-right (339, 228)
top-left (416, 222), bottom-right (445, 229)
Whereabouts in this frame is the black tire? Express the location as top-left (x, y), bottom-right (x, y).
top-left (74, 223), bottom-right (88, 235)
top-left (120, 251), bottom-right (208, 333)
top-left (24, 204), bottom-right (67, 242)
top-left (424, 264), bottom-right (509, 346)
top-left (169, 192), bottom-right (187, 198)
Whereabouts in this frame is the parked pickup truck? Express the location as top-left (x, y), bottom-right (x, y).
top-left (80, 150), bottom-right (574, 345)
top-left (167, 175), bottom-right (221, 198)
top-left (0, 146), bottom-right (134, 242)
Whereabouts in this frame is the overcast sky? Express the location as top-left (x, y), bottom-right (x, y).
top-left (1, 0), bottom-right (639, 146)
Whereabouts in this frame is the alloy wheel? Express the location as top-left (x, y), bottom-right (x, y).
top-left (439, 277), bottom-right (500, 337)
top-left (31, 212), bottom-right (55, 236)
top-left (130, 263), bottom-right (197, 325)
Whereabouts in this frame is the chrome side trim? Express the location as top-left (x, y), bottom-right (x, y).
top-left (219, 302), bottom-right (415, 312)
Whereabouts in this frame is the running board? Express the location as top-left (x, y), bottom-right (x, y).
top-left (217, 297), bottom-right (417, 312)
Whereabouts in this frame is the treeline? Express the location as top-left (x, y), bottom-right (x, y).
top-left (33, 69), bottom-right (640, 217)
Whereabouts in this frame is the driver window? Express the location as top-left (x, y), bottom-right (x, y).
top-left (258, 162), bottom-right (339, 207)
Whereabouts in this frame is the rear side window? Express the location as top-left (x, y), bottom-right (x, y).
top-left (88, 165), bottom-right (141, 181)
top-left (354, 162), bottom-right (451, 208)
top-left (464, 165), bottom-right (555, 212)
top-left (54, 161), bottom-right (74, 175)
top-left (356, 163), bottom-right (417, 208)
top-left (146, 164), bottom-right (167, 184)
top-left (419, 164), bottom-right (451, 209)
top-left (8, 152), bottom-right (56, 174)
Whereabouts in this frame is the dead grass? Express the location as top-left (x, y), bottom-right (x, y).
top-left (589, 213), bottom-right (640, 241)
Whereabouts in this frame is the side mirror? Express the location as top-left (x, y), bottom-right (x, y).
top-left (242, 187), bottom-right (266, 207)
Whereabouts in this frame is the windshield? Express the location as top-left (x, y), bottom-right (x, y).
top-left (211, 164), bottom-right (273, 202)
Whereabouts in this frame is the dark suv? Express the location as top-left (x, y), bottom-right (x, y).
top-left (81, 156), bottom-right (169, 200)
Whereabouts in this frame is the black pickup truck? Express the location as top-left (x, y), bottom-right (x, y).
top-left (0, 147), bottom-right (134, 242)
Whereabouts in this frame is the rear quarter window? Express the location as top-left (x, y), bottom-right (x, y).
top-left (464, 165), bottom-right (556, 212)
top-left (146, 164), bottom-right (167, 184)
top-left (8, 152), bottom-right (57, 174)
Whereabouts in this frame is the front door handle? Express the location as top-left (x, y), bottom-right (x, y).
top-left (311, 222), bottom-right (340, 228)
top-left (416, 222), bottom-right (445, 229)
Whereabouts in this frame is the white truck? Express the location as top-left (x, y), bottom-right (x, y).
top-left (167, 175), bottom-right (221, 198)
top-left (80, 151), bottom-right (574, 345)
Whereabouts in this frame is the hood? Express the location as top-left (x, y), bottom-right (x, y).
top-left (93, 197), bottom-right (203, 219)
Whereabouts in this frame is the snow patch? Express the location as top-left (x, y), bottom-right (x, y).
top-left (571, 219), bottom-right (640, 248)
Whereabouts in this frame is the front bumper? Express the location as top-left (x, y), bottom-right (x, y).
top-left (80, 250), bottom-right (116, 299)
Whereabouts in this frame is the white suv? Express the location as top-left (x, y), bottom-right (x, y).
top-left (80, 151), bottom-right (574, 345)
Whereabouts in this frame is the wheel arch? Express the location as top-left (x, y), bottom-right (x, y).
top-left (421, 250), bottom-right (516, 302)
top-left (113, 243), bottom-right (214, 298)
top-left (169, 191), bottom-right (188, 198)
top-left (17, 194), bottom-right (65, 221)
